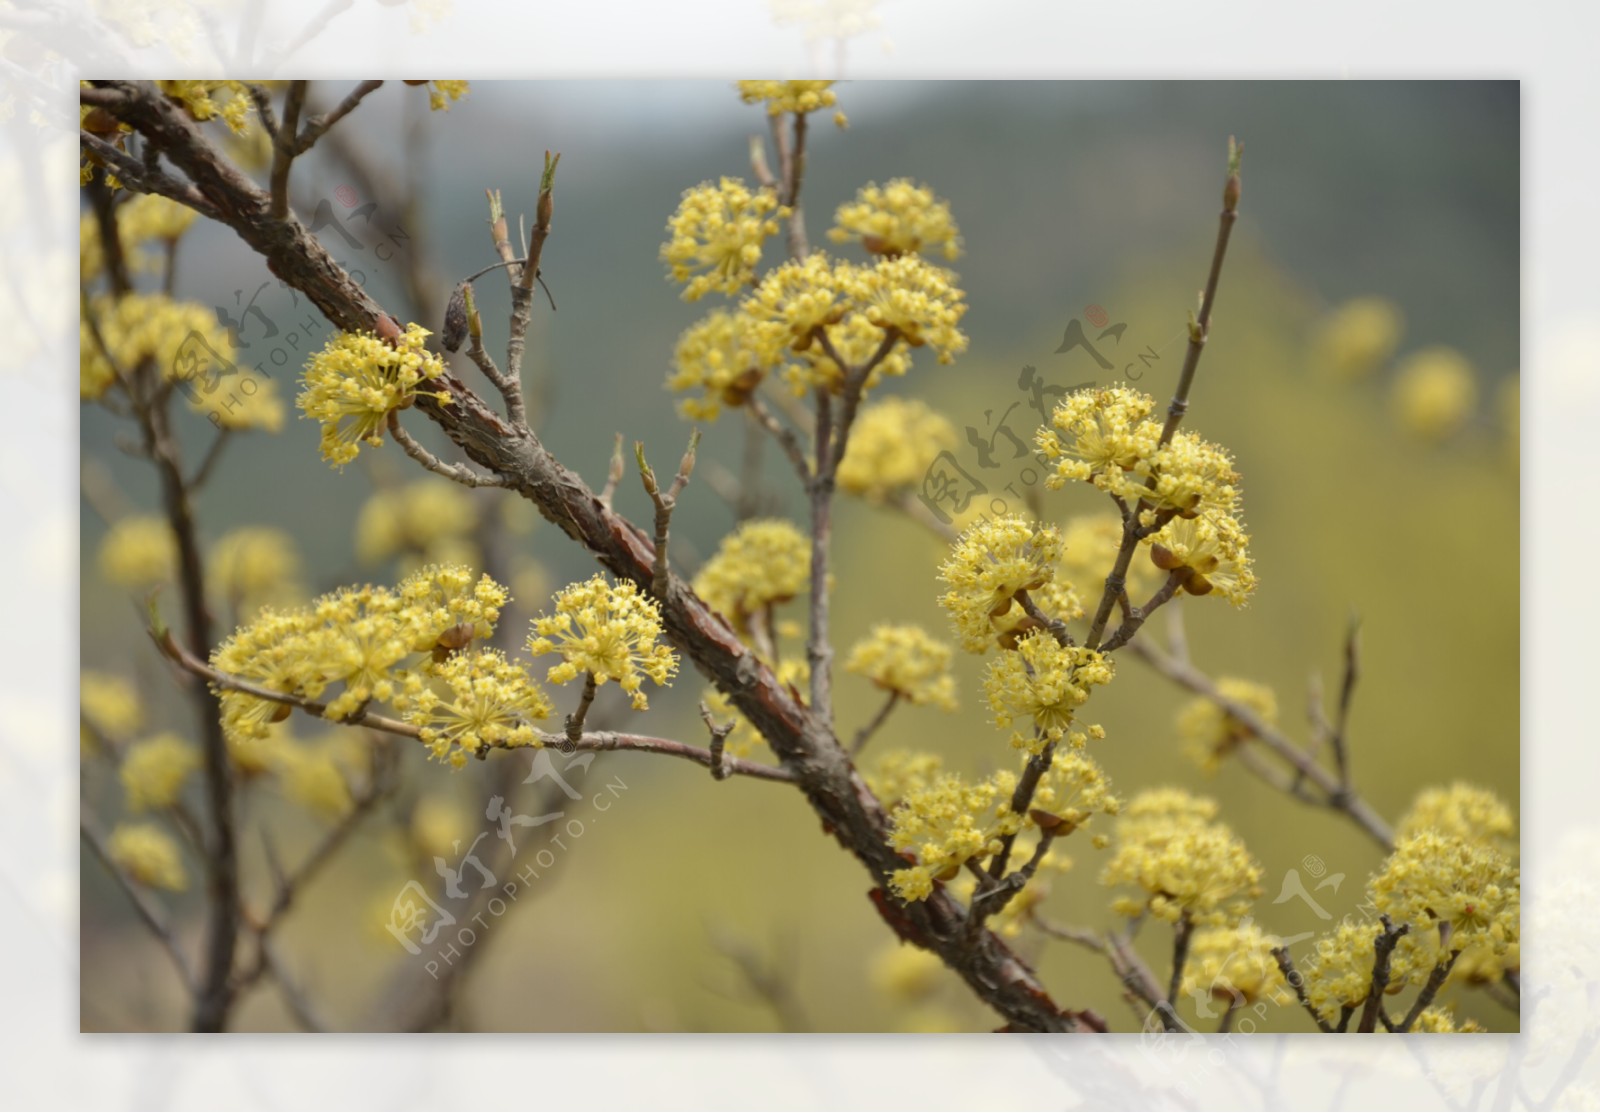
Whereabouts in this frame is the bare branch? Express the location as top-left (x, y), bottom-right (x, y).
top-left (637, 430), bottom-right (700, 598)
top-left (1357, 916), bottom-right (1411, 1032)
top-left (1271, 946), bottom-right (1335, 1032)
top-left (849, 691), bottom-right (900, 756)
top-left (699, 701), bottom-right (737, 781)
top-left (386, 410), bottom-right (511, 488)
top-left (268, 81), bottom-right (307, 220)
top-left (292, 79), bottom-right (383, 154)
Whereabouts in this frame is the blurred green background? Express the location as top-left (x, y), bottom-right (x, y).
top-left (80, 80), bottom-right (1518, 1032)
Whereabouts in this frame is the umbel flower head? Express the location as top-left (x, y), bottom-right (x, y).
top-left (1301, 916), bottom-right (1432, 1022)
top-left (80, 292), bottom-right (236, 402)
top-left (210, 527), bottom-right (302, 614)
top-left (297, 322), bottom-right (447, 467)
top-left (693, 518), bottom-right (810, 634)
top-left (528, 575), bottom-right (679, 710)
top-left (1147, 512), bottom-right (1257, 606)
top-left (98, 514), bottom-right (176, 588)
top-left (836, 396), bottom-right (958, 503)
top-left (661, 177), bottom-right (786, 302)
top-left (667, 309), bottom-right (766, 420)
top-left (844, 624), bottom-right (959, 711)
top-left (1369, 829), bottom-right (1520, 956)
top-left (828, 179), bottom-right (964, 261)
top-left (1177, 677), bottom-right (1278, 774)
top-left (1397, 782), bottom-right (1517, 849)
top-left (937, 516), bottom-right (1067, 653)
top-left (984, 630), bottom-right (1113, 753)
top-left (1179, 921), bottom-right (1293, 1008)
top-left (355, 478), bottom-right (479, 568)
top-left (1100, 788), bottom-right (1263, 926)
top-left (157, 80), bottom-right (255, 134)
top-left (1392, 345), bottom-right (1479, 442)
top-left (109, 822), bottom-right (187, 891)
top-left (1311, 296), bottom-right (1403, 381)
top-left (396, 647), bottom-right (552, 767)
top-left (737, 79), bottom-right (840, 117)
top-left (120, 733), bottom-right (199, 812)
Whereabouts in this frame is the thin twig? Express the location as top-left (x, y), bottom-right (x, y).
top-left (386, 411), bottom-right (511, 488)
top-left (291, 79), bottom-right (382, 155)
top-left (1168, 911), bottom-right (1195, 1006)
top-left (747, 395), bottom-right (811, 482)
top-left (637, 431), bottom-right (701, 598)
top-left (1357, 915), bottom-right (1411, 1032)
top-left (267, 81), bottom-right (307, 220)
top-left (1271, 946), bottom-right (1335, 1032)
top-left (849, 691), bottom-right (900, 756)
top-left (699, 701), bottom-right (737, 781)
top-left (81, 816), bottom-right (196, 993)
top-left (1398, 946), bottom-right (1463, 1032)
top-left (598, 433), bottom-right (626, 509)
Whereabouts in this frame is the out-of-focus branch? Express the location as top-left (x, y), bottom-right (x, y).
top-left (81, 815), bottom-right (196, 994)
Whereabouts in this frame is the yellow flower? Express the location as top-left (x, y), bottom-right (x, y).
top-left (693, 518), bottom-right (810, 634)
top-left (844, 624), bottom-right (958, 711)
top-left (1398, 783), bottom-right (1517, 849)
top-left (355, 478), bottom-right (479, 567)
top-left (81, 194), bottom-right (197, 280)
top-left (81, 671), bottom-right (145, 741)
top-left (527, 575), bottom-right (679, 710)
top-left (108, 822), bottom-right (187, 891)
top-left (1101, 788), bottom-right (1263, 926)
top-left (1310, 296), bottom-right (1403, 381)
top-left (1369, 830), bottom-right (1519, 955)
top-left (410, 794), bottom-right (476, 861)
top-left (190, 373), bottom-right (287, 433)
top-left (98, 515), bottom-right (176, 587)
top-left (667, 309), bottom-right (767, 419)
top-left (782, 311), bottom-right (913, 396)
top-left (1410, 1005), bottom-right (1486, 1033)
top-left (661, 177), bottom-right (786, 301)
top-left (1301, 917), bottom-right (1432, 1022)
top-left (1147, 512), bottom-right (1257, 606)
top-left (984, 630), bottom-right (1113, 752)
top-left (275, 740), bottom-right (353, 817)
top-left (1393, 346), bottom-right (1479, 442)
top-left (394, 563), bottom-right (508, 654)
top-left (157, 79), bottom-right (255, 134)
top-left (847, 254), bottom-right (968, 364)
top-left (936, 515), bottom-right (1066, 653)
top-left (828, 179), bottom-right (963, 260)
top-left (864, 749), bottom-right (944, 807)
top-left (210, 528), bottom-right (302, 613)
top-left (737, 79), bottom-right (840, 117)
top-left (396, 648), bottom-right (552, 767)
top-left (1037, 385), bottom-right (1160, 494)
top-left (120, 733), bottom-right (200, 812)
top-left (296, 322), bottom-right (446, 467)
top-left (1177, 678), bottom-right (1278, 774)
top-left (836, 396), bottom-right (957, 502)
top-left (81, 292), bottom-right (236, 402)
top-left (1179, 922), bottom-right (1292, 1008)
top-left (870, 944), bottom-right (944, 1000)
top-left (426, 80), bottom-right (470, 111)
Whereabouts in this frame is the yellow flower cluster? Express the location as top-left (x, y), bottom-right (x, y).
top-left (1039, 386), bottom-right (1241, 518)
top-left (210, 564), bottom-right (508, 746)
top-left (1179, 922), bottom-right (1292, 1007)
top-left (1370, 830), bottom-right (1519, 956)
top-left (667, 309), bottom-right (765, 419)
top-left (1177, 678), bottom-right (1277, 774)
top-left (661, 178), bottom-right (787, 302)
top-left (936, 516), bottom-right (1067, 653)
top-left (120, 733), bottom-right (199, 812)
top-left (1101, 788), bottom-right (1263, 926)
top-left (81, 194), bottom-right (197, 280)
top-left (396, 647), bottom-right (551, 767)
top-left (836, 396), bottom-right (957, 502)
top-left (210, 528), bottom-right (302, 615)
top-left (828, 179), bottom-right (963, 260)
top-left (528, 575), bottom-right (679, 711)
top-left (870, 943), bottom-right (944, 1001)
top-left (158, 80), bottom-right (255, 134)
top-left (274, 739), bottom-right (353, 817)
top-left (1148, 513), bottom-right (1257, 607)
top-left (1397, 783), bottom-right (1516, 849)
top-left (1300, 917), bottom-right (1432, 1020)
top-left (98, 515), bottom-right (176, 588)
top-left (1410, 1006), bottom-right (1486, 1033)
top-left (844, 624), bottom-right (959, 711)
top-left (109, 822), bottom-right (187, 891)
top-left (297, 322), bottom-right (447, 467)
top-left (355, 478), bottom-right (480, 570)
top-left (1392, 345), bottom-right (1478, 442)
top-left (983, 630), bottom-right (1113, 752)
top-left (888, 769), bottom-right (1016, 901)
top-left (1310, 296), bottom-right (1403, 381)
top-left (737, 80), bottom-right (839, 116)
top-left (81, 671), bottom-right (144, 742)
top-left (743, 253), bottom-right (968, 384)
top-left (80, 292), bottom-right (236, 402)
top-left (426, 80), bottom-right (470, 111)
top-left (864, 748), bottom-right (945, 807)
top-left (888, 747), bottom-right (1118, 902)
top-left (693, 518), bottom-right (810, 634)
